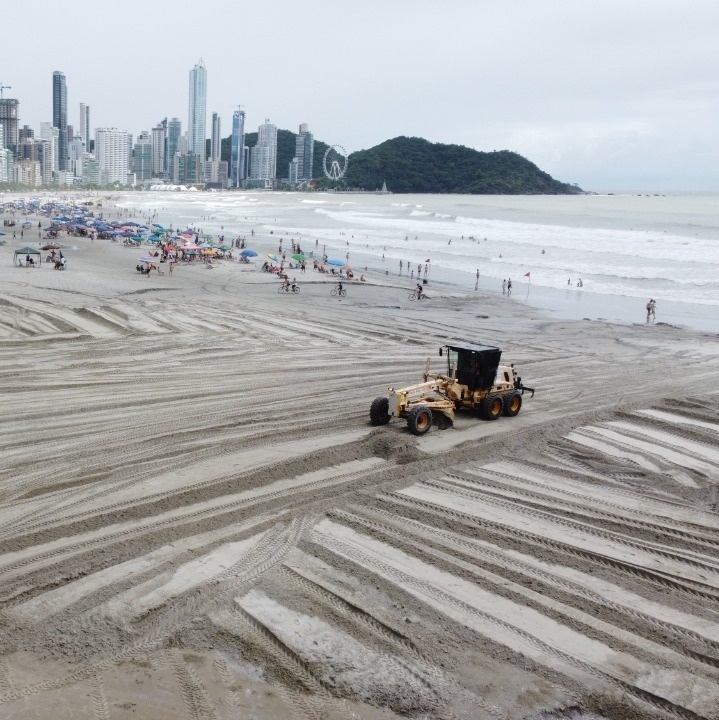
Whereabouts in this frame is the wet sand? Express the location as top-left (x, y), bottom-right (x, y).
top-left (0, 198), bottom-right (718, 719)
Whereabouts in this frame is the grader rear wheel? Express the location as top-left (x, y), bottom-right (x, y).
top-left (481, 394), bottom-right (503, 420)
top-left (502, 391), bottom-right (522, 417)
top-left (369, 397), bottom-right (391, 426)
top-left (407, 405), bottom-right (432, 435)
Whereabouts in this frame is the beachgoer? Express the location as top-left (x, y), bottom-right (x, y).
top-left (502, 279), bottom-right (507, 295)
top-left (646, 299), bottom-right (656, 323)
top-left (577, 278), bottom-right (583, 287)
top-left (507, 278), bottom-right (512, 295)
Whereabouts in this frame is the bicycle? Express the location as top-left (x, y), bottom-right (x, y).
top-left (330, 287), bottom-right (347, 297)
top-left (278, 285), bottom-right (300, 294)
top-left (408, 292), bottom-right (430, 301)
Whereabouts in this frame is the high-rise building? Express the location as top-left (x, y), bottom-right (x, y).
top-left (250, 119), bottom-right (277, 184)
top-left (295, 123), bottom-right (314, 181)
top-left (0, 98), bottom-right (20, 154)
top-left (187, 59), bottom-right (207, 161)
top-left (95, 127), bottom-right (129, 185)
top-left (151, 120), bottom-right (167, 177)
top-left (133, 131), bottom-right (152, 181)
top-left (52, 71), bottom-right (68, 170)
top-left (0, 131), bottom-right (10, 182)
top-left (79, 103), bottom-right (90, 151)
top-left (230, 108), bottom-right (246, 188)
top-left (211, 112), bottom-right (221, 161)
top-left (39, 123), bottom-right (59, 175)
top-left (18, 125), bottom-right (34, 143)
top-left (167, 117), bottom-right (181, 176)
top-left (17, 139), bottom-right (52, 184)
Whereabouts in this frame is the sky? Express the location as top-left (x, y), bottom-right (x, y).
top-left (4, 0), bottom-right (718, 192)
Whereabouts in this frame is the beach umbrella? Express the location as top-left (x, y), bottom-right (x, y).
top-left (292, 253), bottom-right (306, 262)
top-left (217, 244), bottom-right (231, 251)
top-left (201, 248), bottom-right (216, 255)
top-left (327, 258), bottom-right (344, 266)
top-left (41, 243), bottom-right (59, 250)
top-left (267, 254), bottom-right (280, 262)
top-left (240, 249), bottom-right (257, 257)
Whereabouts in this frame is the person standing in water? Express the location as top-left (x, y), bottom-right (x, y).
top-left (646, 299), bottom-right (656, 323)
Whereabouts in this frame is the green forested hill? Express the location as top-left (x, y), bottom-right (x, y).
top-left (221, 132), bottom-right (580, 194)
top-left (345, 136), bottom-right (580, 194)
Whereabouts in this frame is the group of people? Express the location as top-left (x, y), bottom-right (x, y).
top-left (502, 278), bottom-right (513, 295)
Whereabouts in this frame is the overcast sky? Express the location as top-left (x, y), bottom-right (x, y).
top-left (4, 0), bottom-right (718, 191)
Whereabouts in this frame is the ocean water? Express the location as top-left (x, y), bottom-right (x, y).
top-left (118, 191), bottom-right (719, 331)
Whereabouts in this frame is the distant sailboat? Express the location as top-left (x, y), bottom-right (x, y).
top-left (376, 181), bottom-right (391, 194)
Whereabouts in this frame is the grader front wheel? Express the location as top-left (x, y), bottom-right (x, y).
top-left (407, 405), bottom-right (433, 435)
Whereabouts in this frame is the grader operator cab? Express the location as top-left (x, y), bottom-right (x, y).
top-left (369, 342), bottom-right (534, 436)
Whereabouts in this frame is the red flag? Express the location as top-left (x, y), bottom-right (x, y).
top-left (524, 271), bottom-right (531, 277)
top-left (425, 258), bottom-right (430, 263)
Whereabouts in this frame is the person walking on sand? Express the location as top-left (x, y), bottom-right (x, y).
top-left (646, 299), bottom-right (656, 323)
top-left (507, 278), bottom-right (512, 296)
top-left (502, 279), bottom-right (507, 295)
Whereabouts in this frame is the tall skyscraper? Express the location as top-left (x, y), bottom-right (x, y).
top-left (0, 97), bottom-right (20, 154)
top-left (295, 123), bottom-right (314, 181)
top-left (79, 103), bottom-right (90, 151)
top-left (151, 120), bottom-right (167, 177)
top-left (187, 59), bottom-right (207, 160)
top-left (167, 118), bottom-right (181, 175)
top-left (211, 112), bottom-right (221, 161)
top-left (230, 108), bottom-right (245, 188)
top-left (95, 127), bottom-right (129, 185)
top-left (52, 71), bottom-right (68, 170)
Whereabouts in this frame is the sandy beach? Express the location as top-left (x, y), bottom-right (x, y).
top-left (1, 195), bottom-right (718, 720)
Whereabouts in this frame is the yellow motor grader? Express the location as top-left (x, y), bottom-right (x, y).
top-left (369, 342), bottom-right (535, 435)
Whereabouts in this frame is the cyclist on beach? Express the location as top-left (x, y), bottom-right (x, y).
top-left (291, 277), bottom-right (298, 292)
top-left (416, 282), bottom-right (424, 299)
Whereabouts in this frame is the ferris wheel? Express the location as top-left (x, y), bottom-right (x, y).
top-left (323, 145), bottom-right (348, 180)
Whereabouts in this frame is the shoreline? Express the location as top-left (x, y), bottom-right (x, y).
top-left (2, 189), bottom-right (716, 334)
top-left (113, 191), bottom-right (718, 335)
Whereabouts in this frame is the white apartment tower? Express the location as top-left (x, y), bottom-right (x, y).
top-left (40, 122), bottom-right (60, 174)
top-left (188, 59), bottom-right (207, 160)
top-left (95, 128), bottom-right (129, 185)
top-left (250, 119), bottom-right (277, 182)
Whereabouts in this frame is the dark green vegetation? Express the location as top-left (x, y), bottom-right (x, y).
top-left (346, 137), bottom-right (580, 194)
top-left (220, 131), bottom-right (580, 194)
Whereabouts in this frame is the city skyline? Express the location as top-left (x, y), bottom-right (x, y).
top-left (2, 0), bottom-right (719, 191)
